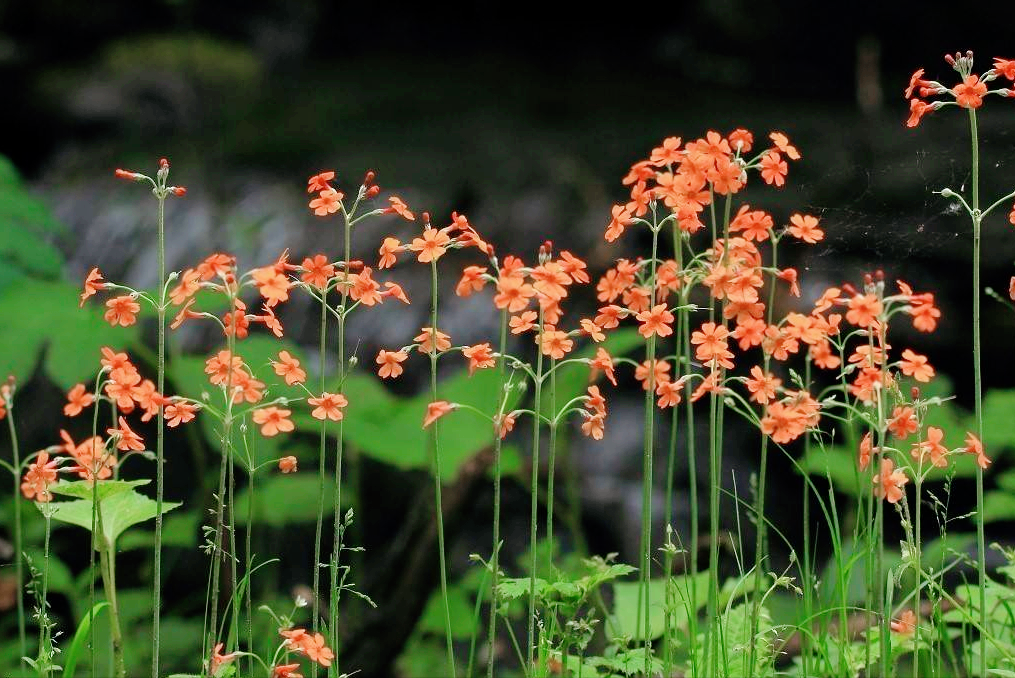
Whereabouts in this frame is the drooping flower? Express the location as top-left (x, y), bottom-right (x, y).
top-left (873, 458), bottom-right (908, 503)
top-left (272, 351), bottom-right (307, 386)
top-left (376, 349), bottom-right (408, 379)
top-left (21, 452), bottom-right (60, 502)
top-left (108, 416), bottom-right (144, 451)
top-left (423, 401), bottom-right (454, 428)
top-left (64, 384), bottom-right (94, 417)
top-left (964, 432), bottom-right (991, 470)
top-left (463, 343), bottom-right (496, 375)
top-left (415, 327), bottom-right (451, 354)
top-left (80, 267), bottom-right (105, 306)
top-left (164, 400), bottom-right (198, 427)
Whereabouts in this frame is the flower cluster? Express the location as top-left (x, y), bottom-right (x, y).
top-left (904, 51), bottom-right (1014, 127)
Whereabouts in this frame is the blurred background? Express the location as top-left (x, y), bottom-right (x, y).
top-left (3, 1), bottom-right (1015, 675)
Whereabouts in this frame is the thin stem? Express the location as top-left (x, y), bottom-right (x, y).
top-left (528, 310), bottom-right (545, 673)
top-left (97, 504), bottom-right (125, 678)
top-left (639, 225), bottom-right (660, 677)
top-left (312, 285), bottom-right (327, 678)
top-left (968, 106), bottom-right (987, 678)
top-left (429, 258), bottom-right (456, 678)
top-left (7, 402), bottom-right (25, 659)
top-left (152, 190), bottom-right (167, 678)
top-left (488, 309), bottom-right (508, 678)
top-left (545, 358), bottom-right (557, 557)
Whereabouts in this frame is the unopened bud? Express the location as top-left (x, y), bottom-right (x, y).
top-left (875, 269), bottom-right (884, 282)
top-left (171, 186), bottom-right (187, 196)
top-left (911, 386), bottom-right (920, 400)
top-left (365, 185), bottom-right (380, 198)
top-left (422, 212), bottom-right (431, 225)
top-left (939, 188), bottom-right (956, 199)
top-left (863, 273), bottom-right (873, 285)
top-left (159, 158), bottom-right (169, 169)
top-left (363, 170), bottom-right (375, 185)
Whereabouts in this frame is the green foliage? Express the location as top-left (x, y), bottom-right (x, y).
top-left (45, 479), bottom-right (180, 547)
top-left (62, 602), bottom-right (109, 678)
top-left (0, 155), bottom-right (64, 291)
top-left (0, 278), bottom-right (140, 388)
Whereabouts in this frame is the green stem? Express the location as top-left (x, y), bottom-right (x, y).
top-left (152, 190), bottom-right (167, 678)
top-left (330, 213), bottom-right (352, 675)
top-left (546, 358), bottom-right (557, 558)
top-left (639, 226), bottom-right (660, 677)
top-left (488, 309), bottom-right (508, 678)
top-left (97, 505), bottom-right (125, 678)
top-left (245, 441), bottom-right (255, 678)
top-left (528, 311), bottom-right (545, 674)
top-left (313, 286), bottom-right (327, 678)
top-left (7, 403), bottom-right (25, 659)
top-left (968, 106), bottom-right (987, 678)
top-left (429, 258), bottom-right (456, 678)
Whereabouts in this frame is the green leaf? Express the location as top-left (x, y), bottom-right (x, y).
top-left (610, 579), bottom-right (667, 641)
top-left (46, 487), bottom-right (181, 547)
top-left (49, 479), bottom-right (148, 501)
top-left (496, 577), bottom-right (546, 602)
top-left (62, 602), bottom-right (109, 678)
top-left (0, 279), bottom-right (139, 388)
top-left (418, 582), bottom-right (475, 639)
top-left (0, 155), bottom-right (65, 290)
top-left (233, 473), bottom-right (344, 527)
top-left (983, 490), bottom-right (1015, 524)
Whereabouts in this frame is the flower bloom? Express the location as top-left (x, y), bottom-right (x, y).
top-left (252, 407), bottom-right (294, 436)
top-left (415, 327), bottom-right (451, 354)
top-left (410, 228), bottom-right (451, 263)
top-left (788, 214), bottom-right (824, 243)
top-left (744, 366), bottom-right (780, 405)
top-left (636, 304), bottom-right (674, 338)
top-left (858, 432), bottom-right (872, 471)
top-left (456, 266), bottom-right (488, 297)
top-left (845, 294), bottom-right (882, 327)
top-left (423, 401), bottom-right (454, 428)
top-left (21, 452), bottom-right (60, 502)
top-left (899, 349), bottom-right (934, 383)
top-left (386, 196), bottom-right (415, 221)
top-left (309, 187), bottom-right (343, 216)
top-left (463, 343), bottom-right (496, 375)
top-left (538, 329), bottom-right (574, 359)
top-left (635, 359), bottom-right (671, 390)
top-left (209, 643), bottom-right (237, 675)
top-left (307, 171), bottom-right (335, 193)
top-left (589, 348), bottom-right (617, 386)
top-left (376, 349), bottom-right (408, 379)
top-left (964, 432), bottom-right (991, 470)
top-left (109, 416), bottom-right (145, 451)
top-left (80, 267), bottom-right (105, 306)
top-left (888, 406), bottom-right (918, 439)
top-left (64, 384), bottom-right (94, 417)
top-left (165, 400), bottom-right (198, 427)
top-left (278, 456), bottom-right (298, 473)
top-left (281, 629), bottom-right (335, 668)
top-left (954, 74), bottom-right (987, 108)
top-left (272, 351), bottom-right (307, 385)
top-left (760, 151), bottom-right (787, 187)
top-left (873, 458), bottom-right (908, 503)
top-left (272, 664), bottom-right (303, 678)
top-left (104, 295), bottom-right (140, 327)
top-left (308, 392), bottom-right (348, 421)
top-left (890, 610), bottom-right (917, 636)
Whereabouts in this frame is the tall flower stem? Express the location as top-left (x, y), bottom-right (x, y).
top-left (152, 189), bottom-right (167, 678)
top-left (7, 400), bottom-right (25, 659)
top-left (96, 503), bottom-right (125, 678)
top-left (329, 210), bottom-right (353, 670)
top-left (967, 106), bottom-right (987, 678)
top-left (527, 311), bottom-right (545, 673)
top-left (312, 284), bottom-right (328, 678)
top-left (429, 257), bottom-right (456, 678)
top-left (487, 309), bottom-right (508, 678)
top-left (639, 224), bottom-right (660, 677)
top-left (545, 358), bottom-right (558, 553)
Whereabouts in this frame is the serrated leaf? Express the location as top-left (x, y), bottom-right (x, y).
top-left (46, 487), bottom-right (180, 547)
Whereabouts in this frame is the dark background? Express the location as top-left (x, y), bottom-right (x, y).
top-left (3, 1), bottom-right (1015, 673)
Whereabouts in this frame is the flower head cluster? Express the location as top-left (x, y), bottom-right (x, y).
top-left (904, 51), bottom-right (1014, 127)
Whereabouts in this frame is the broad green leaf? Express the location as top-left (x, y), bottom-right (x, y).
top-left (49, 478), bottom-right (147, 501)
top-left (0, 279), bottom-right (139, 388)
top-left (983, 490), bottom-right (1015, 524)
top-left (46, 487), bottom-right (180, 547)
top-left (233, 473), bottom-right (350, 527)
top-left (497, 577), bottom-right (547, 602)
top-left (0, 155), bottom-right (65, 289)
top-left (610, 579), bottom-right (667, 641)
top-left (418, 582), bottom-right (475, 639)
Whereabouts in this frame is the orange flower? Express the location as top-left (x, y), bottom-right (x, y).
top-left (589, 348), bottom-right (617, 386)
top-left (580, 319), bottom-right (605, 342)
top-left (890, 609), bottom-right (917, 636)
top-left (858, 432), bottom-right (873, 471)
top-left (423, 401), bottom-right (454, 428)
top-left (495, 413), bottom-right (516, 439)
top-left (605, 204), bottom-right (633, 242)
top-left (410, 228), bottom-right (451, 263)
top-left (376, 349), bottom-right (408, 379)
top-left (655, 378), bottom-right (685, 409)
top-left (415, 327), bottom-right (451, 354)
top-left (378, 237), bottom-right (403, 269)
top-left (954, 74), bottom-right (987, 108)
top-left (277, 456), bottom-right (297, 473)
top-left (759, 151), bottom-right (787, 187)
top-left (457, 266), bottom-right (488, 296)
top-left (286, 630), bottom-right (335, 668)
top-left (730, 205), bottom-right (772, 242)
top-left (252, 266), bottom-right (291, 307)
top-left (205, 350), bottom-right (245, 386)
top-left (559, 251), bottom-right (589, 284)
top-left (691, 370), bottom-right (726, 402)
top-left (272, 664), bottom-right (303, 678)
top-left (744, 366), bottom-right (780, 405)
top-left (845, 294), bottom-right (882, 327)
top-left (386, 196), bottom-right (415, 221)
top-left (538, 328), bottom-right (574, 359)
top-left (888, 406), bottom-right (918, 439)
top-left (586, 385), bottom-right (607, 415)
top-left (636, 304), bottom-right (674, 338)
top-left (21, 452), bottom-right (60, 502)
top-left (209, 643), bottom-right (237, 675)
top-left (906, 98), bottom-right (934, 128)
top-left (252, 407), bottom-right (294, 437)
top-left (594, 305), bottom-right (625, 329)
top-left (495, 275), bottom-right (536, 313)
top-left (80, 267), bottom-right (105, 306)
top-left (635, 359), bottom-right (671, 390)
top-left (691, 322), bottom-right (731, 364)
top-left (307, 171), bottom-right (335, 193)
top-left (909, 299), bottom-right (941, 333)
top-left (272, 351), bottom-right (306, 386)
top-left (729, 128), bottom-right (753, 153)
top-left (994, 57), bottom-right (1015, 81)
top-left (581, 413), bottom-right (606, 440)
top-left (463, 343), bottom-right (496, 375)
top-left (300, 255), bottom-right (335, 289)
top-left (169, 268), bottom-right (201, 306)
top-left (899, 349), bottom-right (934, 383)
top-left (873, 458), bottom-right (908, 503)
top-left (165, 400), bottom-right (198, 427)
top-left (788, 214), bottom-right (824, 243)
top-left (309, 187), bottom-right (343, 216)
top-left (964, 432), bottom-right (991, 470)
top-left (769, 132), bottom-right (801, 160)
top-left (109, 416), bottom-right (144, 451)
top-left (349, 268), bottom-right (382, 306)
top-left (104, 295), bottom-right (140, 327)
top-left (912, 426), bottom-right (948, 468)
top-left (732, 317), bottom-right (766, 350)
top-left (64, 384), bottom-right (94, 417)
top-left (382, 281), bottom-right (410, 304)
top-left (196, 253), bottom-right (236, 281)
top-left (760, 402), bottom-right (808, 443)
top-left (531, 262), bottom-right (571, 301)
top-left (309, 392), bottom-right (348, 421)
